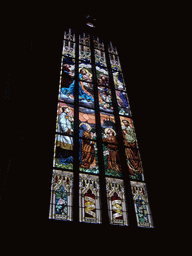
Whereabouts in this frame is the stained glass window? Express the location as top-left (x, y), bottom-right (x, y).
top-left (49, 170), bottom-right (73, 221)
top-left (106, 178), bottom-right (128, 225)
top-left (131, 181), bottom-right (154, 228)
top-left (49, 27), bottom-right (154, 228)
top-left (79, 174), bottom-right (101, 223)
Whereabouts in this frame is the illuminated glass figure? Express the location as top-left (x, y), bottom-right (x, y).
top-left (49, 21), bottom-right (154, 228)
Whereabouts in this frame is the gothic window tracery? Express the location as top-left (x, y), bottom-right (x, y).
top-left (49, 27), bottom-right (154, 228)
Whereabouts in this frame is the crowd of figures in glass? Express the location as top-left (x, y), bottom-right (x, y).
top-left (59, 57), bottom-right (95, 108)
top-left (131, 182), bottom-right (154, 228)
top-left (50, 28), bottom-right (153, 227)
top-left (54, 100), bottom-right (99, 173)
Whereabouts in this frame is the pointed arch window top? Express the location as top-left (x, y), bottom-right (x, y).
top-left (64, 28), bottom-right (75, 42)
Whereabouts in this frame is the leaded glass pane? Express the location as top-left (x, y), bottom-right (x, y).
top-left (53, 133), bottom-right (73, 169)
top-left (49, 170), bottom-right (73, 221)
top-left (125, 148), bottom-right (144, 181)
top-left (79, 140), bottom-right (99, 174)
top-left (93, 37), bottom-right (104, 51)
top-left (120, 116), bottom-right (139, 148)
top-left (78, 61), bottom-right (93, 81)
top-left (103, 144), bottom-right (122, 178)
top-left (100, 112), bottom-right (116, 138)
top-left (109, 54), bottom-right (122, 72)
top-left (112, 71), bottom-right (127, 91)
top-left (131, 181), bottom-right (154, 228)
top-left (56, 102), bottom-right (74, 136)
top-left (94, 49), bottom-right (107, 67)
top-left (98, 86), bottom-right (113, 112)
top-left (79, 33), bottom-right (90, 46)
top-left (96, 66), bottom-right (109, 87)
top-left (115, 90), bottom-right (131, 117)
top-left (62, 40), bottom-right (76, 58)
top-left (79, 45), bottom-right (91, 63)
top-left (64, 28), bottom-right (75, 42)
top-left (108, 42), bottom-right (118, 55)
top-left (79, 110), bottom-right (96, 138)
top-left (79, 174), bottom-right (101, 223)
top-left (106, 177), bottom-right (128, 225)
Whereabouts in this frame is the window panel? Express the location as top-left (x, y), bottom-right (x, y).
top-left (49, 170), bottom-right (73, 221)
top-left (79, 33), bottom-right (90, 46)
top-left (115, 90), bottom-right (132, 117)
top-left (59, 78), bottom-right (75, 104)
top-left (64, 28), bottom-right (75, 42)
top-left (103, 144), bottom-right (122, 178)
top-left (79, 140), bottom-right (99, 174)
top-left (131, 181), bottom-right (154, 228)
top-left (94, 49), bottom-right (107, 67)
top-left (53, 133), bottom-right (73, 170)
top-left (60, 66), bottom-right (94, 105)
top-left (101, 114), bottom-right (122, 177)
top-left (78, 81), bottom-right (94, 105)
top-left (79, 174), bottom-right (101, 223)
top-left (106, 177), bottom-right (128, 225)
top-left (108, 41), bottom-right (118, 55)
top-left (59, 56), bottom-right (75, 104)
top-left (93, 37), bottom-right (105, 51)
top-left (79, 45), bottom-right (91, 63)
top-left (120, 116), bottom-right (139, 148)
top-left (79, 109), bottom-right (96, 138)
top-left (56, 102), bottom-right (74, 136)
top-left (96, 66), bottom-right (109, 87)
top-left (79, 61), bottom-right (93, 81)
top-left (62, 56), bottom-right (75, 71)
top-left (125, 150), bottom-right (144, 181)
top-left (78, 62), bottom-right (94, 105)
top-left (98, 86), bottom-right (113, 113)
top-left (62, 40), bottom-right (76, 58)
top-left (112, 71), bottom-right (127, 91)
top-left (109, 54), bottom-right (122, 72)
top-left (100, 112), bottom-right (116, 140)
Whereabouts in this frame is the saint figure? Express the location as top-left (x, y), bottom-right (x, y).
top-left (57, 107), bottom-right (74, 150)
top-left (61, 68), bottom-right (94, 102)
top-left (79, 123), bottom-right (96, 169)
top-left (121, 119), bottom-right (142, 174)
top-left (103, 128), bottom-right (121, 172)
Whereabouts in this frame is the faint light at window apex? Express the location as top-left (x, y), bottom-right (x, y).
top-left (86, 22), bottom-right (95, 28)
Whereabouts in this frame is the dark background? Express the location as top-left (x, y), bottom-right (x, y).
top-left (1, 7), bottom-right (174, 246)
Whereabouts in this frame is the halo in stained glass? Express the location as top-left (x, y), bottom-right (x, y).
top-left (100, 112), bottom-right (116, 139)
top-left (120, 116), bottom-right (138, 148)
top-left (79, 109), bottom-right (96, 137)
